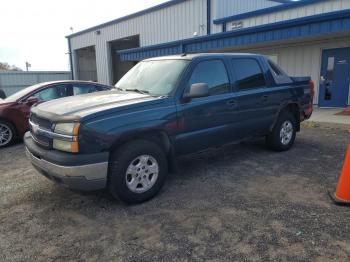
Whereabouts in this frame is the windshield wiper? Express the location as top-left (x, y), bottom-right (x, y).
top-left (125, 88), bottom-right (150, 95)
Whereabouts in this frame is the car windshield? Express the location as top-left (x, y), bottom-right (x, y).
top-left (115, 59), bottom-right (189, 96)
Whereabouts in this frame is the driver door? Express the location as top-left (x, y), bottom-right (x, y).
top-left (175, 59), bottom-right (240, 154)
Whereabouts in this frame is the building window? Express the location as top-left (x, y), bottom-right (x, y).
top-left (325, 56), bottom-right (335, 100)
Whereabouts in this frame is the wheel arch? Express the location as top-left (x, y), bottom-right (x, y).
top-left (108, 130), bottom-right (176, 172)
top-left (0, 117), bottom-right (18, 136)
top-left (272, 103), bottom-right (301, 132)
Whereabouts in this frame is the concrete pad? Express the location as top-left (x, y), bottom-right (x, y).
top-left (308, 108), bottom-right (350, 125)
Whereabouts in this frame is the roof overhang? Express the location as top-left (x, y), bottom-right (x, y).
top-left (119, 9), bottom-right (350, 61)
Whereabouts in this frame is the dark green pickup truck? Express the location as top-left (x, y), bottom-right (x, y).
top-left (25, 53), bottom-right (314, 203)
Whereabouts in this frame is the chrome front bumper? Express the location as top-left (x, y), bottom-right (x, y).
top-left (25, 147), bottom-right (108, 191)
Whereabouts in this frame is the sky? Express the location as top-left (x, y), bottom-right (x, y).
top-left (0, 0), bottom-right (168, 71)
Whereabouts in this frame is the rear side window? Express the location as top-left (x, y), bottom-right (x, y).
top-left (188, 60), bottom-right (230, 96)
top-left (231, 59), bottom-right (266, 89)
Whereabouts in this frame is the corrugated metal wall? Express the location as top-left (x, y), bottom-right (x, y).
top-left (0, 71), bottom-right (70, 96)
top-left (70, 0), bottom-right (207, 85)
top-left (222, 0), bottom-right (350, 32)
top-left (211, 0), bottom-right (280, 33)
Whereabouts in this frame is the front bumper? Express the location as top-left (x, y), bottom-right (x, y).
top-left (24, 132), bottom-right (109, 191)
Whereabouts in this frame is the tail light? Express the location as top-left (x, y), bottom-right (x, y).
top-left (309, 80), bottom-right (315, 98)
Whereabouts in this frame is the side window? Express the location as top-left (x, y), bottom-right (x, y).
top-left (33, 85), bottom-right (69, 101)
top-left (72, 84), bottom-right (100, 96)
top-left (188, 60), bottom-right (230, 96)
top-left (232, 59), bottom-right (266, 89)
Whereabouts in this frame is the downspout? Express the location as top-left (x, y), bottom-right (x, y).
top-left (67, 37), bottom-right (74, 80)
top-left (222, 23), bottom-right (226, 32)
top-left (207, 0), bottom-right (211, 35)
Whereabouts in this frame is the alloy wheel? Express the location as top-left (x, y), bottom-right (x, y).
top-left (279, 120), bottom-right (293, 145)
top-left (125, 154), bottom-right (159, 193)
top-left (0, 123), bottom-right (13, 147)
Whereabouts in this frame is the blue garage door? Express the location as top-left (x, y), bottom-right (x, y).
top-left (319, 48), bottom-right (350, 108)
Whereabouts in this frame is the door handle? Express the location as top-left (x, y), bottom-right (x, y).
top-left (261, 95), bottom-right (269, 102)
top-left (227, 100), bottom-right (237, 107)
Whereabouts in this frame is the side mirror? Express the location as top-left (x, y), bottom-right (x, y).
top-left (183, 83), bottom-right (210, 100)
top-left (26, 96), bottom-right (39, 106)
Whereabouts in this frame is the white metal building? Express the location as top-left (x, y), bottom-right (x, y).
top-left (67, 0), bottom-right (350, 108)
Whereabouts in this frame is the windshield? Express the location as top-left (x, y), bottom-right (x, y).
top-left (115, 59), bottom-right (189, 96)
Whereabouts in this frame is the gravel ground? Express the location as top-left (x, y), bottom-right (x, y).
top-left (1, 124), bottom-right (350, 261)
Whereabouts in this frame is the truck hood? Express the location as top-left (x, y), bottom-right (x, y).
top-left (31, 90), bottom-right (161, 122)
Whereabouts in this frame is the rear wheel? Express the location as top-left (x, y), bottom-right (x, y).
top-left (108, 140), bottom-right (168, 204)
top-left (0, 120), bottom-right (15, 148)
top-left (266, 111), bottom-right (297, 151)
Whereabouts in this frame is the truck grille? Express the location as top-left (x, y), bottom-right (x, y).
top-left (30, 114), bottom-right (52, 130)
top-left (29, 114), bottom-right (52, 148)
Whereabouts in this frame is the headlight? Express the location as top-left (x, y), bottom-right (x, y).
top-left (54, 122), bottom-right (80, 136)
top-left (53, 122), bottom-right (80, 153)
top-left (53, 139), bottom-right (79, 153)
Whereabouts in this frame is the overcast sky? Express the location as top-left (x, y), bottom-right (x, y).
top-left (0, 0), bottom-right (168, 71)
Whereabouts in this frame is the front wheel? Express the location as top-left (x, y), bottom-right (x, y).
top-left (0, 120), bottom-right (15, 148)
top-left (108, 140), bottom-right (168, 204)
top-left (266, 111), bottom-right (297, 151)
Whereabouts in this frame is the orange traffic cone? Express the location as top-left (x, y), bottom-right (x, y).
top-left (330, 144), bottom-right (350, 205)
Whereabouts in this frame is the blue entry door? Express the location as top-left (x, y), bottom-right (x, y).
top-left (319, 48), bottom-right (350, 107)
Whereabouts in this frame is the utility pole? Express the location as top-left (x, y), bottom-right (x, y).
top-left (25, 62), bottom-right (31, 71)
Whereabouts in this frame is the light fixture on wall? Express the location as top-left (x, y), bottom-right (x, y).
top-left (193, 24), bottom-right (206, 37)
top-left (95, 30), bottom-right (101, 35)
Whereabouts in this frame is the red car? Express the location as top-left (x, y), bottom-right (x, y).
top-left (0, 80), bottom-right (113, 147)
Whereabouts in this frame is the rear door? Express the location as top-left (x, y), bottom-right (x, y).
top-left (175, 58), bottom-right (240, 154)
top-left (319, 48), bottom-right (350, 108)
top-left (230, 58), bottom-right (274, 137)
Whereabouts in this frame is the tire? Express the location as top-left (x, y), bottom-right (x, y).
top-left (0, 120), bottom-right (15, 148)
top-left (108, 139), bottom-right (168, 204)
top-left (266, 110), bottom-right (297, 151)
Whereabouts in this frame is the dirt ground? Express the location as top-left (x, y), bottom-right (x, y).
top-left (1, 124), bottom-right (350, 261)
